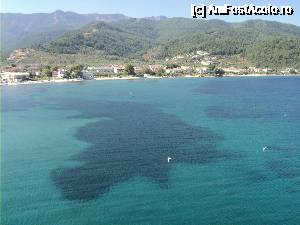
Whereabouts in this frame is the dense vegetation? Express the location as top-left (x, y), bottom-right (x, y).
top-left (34, 18), bottom-right (300, 69)
top-left (246, 37), bottom-right (300, 68)
top-left (39, 21), bottom-right (154, 57)
top-left (3, 12), bottom-right (300, 69)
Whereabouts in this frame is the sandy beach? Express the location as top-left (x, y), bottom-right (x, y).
top-left (94, 76), bottom-right (140, 81)
top-left (1, 74), bottom-right (299, 86)
top-left (1, 78), bottom-right (83, 86)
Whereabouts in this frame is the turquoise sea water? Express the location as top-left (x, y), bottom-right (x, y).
top-left (2, 77), bottom-right (300, 225)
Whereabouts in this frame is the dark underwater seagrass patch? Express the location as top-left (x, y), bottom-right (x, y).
top-left (51, 100), bottom-right (231, 201)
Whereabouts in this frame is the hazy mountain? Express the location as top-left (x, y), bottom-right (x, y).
top-left (1, 10), bottom-right (129, 52)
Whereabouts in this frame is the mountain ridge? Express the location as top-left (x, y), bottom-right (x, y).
top-left (2, 11), bottom-right (300, 69)
top-left (1, 10), bottom-right (130, 53)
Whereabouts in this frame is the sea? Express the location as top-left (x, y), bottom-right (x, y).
top-left (2, 77), bottom-right (300, 225)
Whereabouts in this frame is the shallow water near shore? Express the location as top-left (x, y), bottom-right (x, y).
top-left (2, 77), bottom-right (300, 225)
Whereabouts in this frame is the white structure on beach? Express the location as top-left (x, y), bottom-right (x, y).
top-left (112, 65), bottom-right (125, 74)
top-left (52, 69), bottom-right (66, 79)
top-left (0, 72), bottom-right (29, 83)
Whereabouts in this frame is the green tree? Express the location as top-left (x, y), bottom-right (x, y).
top-left (166, 64), bottom-right (179, 69)
top-left (124, 64), bottom-right (135, 75)
top-left (214, 68), bottom-right (225, 77)
top-left (43, 65), bottom-right (51, 70)
top-left (29, 72), bottom-right (38, 81)
top-left (63, 70), bottom-right (72, 79)
top-left (208, 64), bottom-right (216, 71)
top-left (41, 66), bottom-right (52, 77)
top-left (51, 66), bottom-right (59, 72)
top-left (290, 69), bottom-right (297, 74)
top-left (70, 64), bottom-right (83, 78)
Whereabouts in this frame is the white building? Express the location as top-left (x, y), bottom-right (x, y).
top-left (262, 68), bottom-right (272, 73)
top-left (149, 65), bottom-right (164, 72)
top-left (52, 69), bottom-right (65, 79)
top-left (165, 67), bottom-right (183, 74)
top-left (1, 72), bottom-right (29, 83)
top-left (281, 68), bottom-right (298, 74)
top-left (181, 66), bottom-right (194, 71)
top-left (112, 65), bottom-right (125, 74)
top-left (134, 66), bottom-right (143, 74)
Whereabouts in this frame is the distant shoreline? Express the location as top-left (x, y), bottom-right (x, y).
top-left (0, 78), bottom-right (83, 86)
top-left (1, 74), bottom-right (299, 86)
top-left (224, 73), bottom-right (300, 77)
top-left (94, 76), bottom-right (140, 81)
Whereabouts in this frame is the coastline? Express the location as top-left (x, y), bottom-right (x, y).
top-left (224, 73), bottom-right (300, 77)
top-left (1, 74), bottom-right (299, 86)
top-left (0, 78), bottom-right (83, 86)
top-left (94, 76), bottom-right (140, 81)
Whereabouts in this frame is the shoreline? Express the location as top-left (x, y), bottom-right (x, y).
top-left (1, 74), bottom-right (299, 86)
top-left (1, 78), bottom-right (83, 86)
top-left (223, 73), bottom-right (300, 77)
top-left (94, 76), bottom-right (140, 81)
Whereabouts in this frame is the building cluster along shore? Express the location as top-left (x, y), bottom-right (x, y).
top-left (1, 61), bottom-right (299, 85)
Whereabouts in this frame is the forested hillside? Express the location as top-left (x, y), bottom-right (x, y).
top-left (38, 21), bottom-right (154, 57)
top-left (36, 18), bottom-right (300, 68)
top-left (3, 12), bottom-right (300, 69)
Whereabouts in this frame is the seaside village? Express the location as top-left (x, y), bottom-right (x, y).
top-left (1, 49), bottom-right (298, 85)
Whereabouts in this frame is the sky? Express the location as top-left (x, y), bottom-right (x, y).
top-left (1, 0), bottom-right (300, 26)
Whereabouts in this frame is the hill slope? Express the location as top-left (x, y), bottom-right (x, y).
top-left (39, 21), bottom-right (154, 58)
top-left (154, 19), bottom-right (300, 68)
top-left (3, 14), bottom-right (300, 69)
top-left (35, 18), bottom-right (300, 68)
